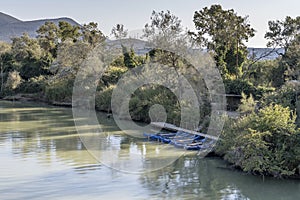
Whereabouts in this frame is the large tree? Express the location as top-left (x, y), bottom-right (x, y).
top-left (11, 33), bottom-right (51, 79)
top-left (190, 5), bottom-right (255, 78)
top-left (265, 16), bottom-right (300, 82)
top-left (36, 21), bottom-right (59, 58)
top-left (265, 16), bottom-right (300, 51)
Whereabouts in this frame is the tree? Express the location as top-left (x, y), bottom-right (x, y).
top-left (111, 24), bottom-right (128, 39)
top-left (143, 10), bottom-right (184, 47)
top-left (282, 36), bottom-right (300, 80)
top-left (142, 10), bottom-right (186, 100)
top-left (0, 42), bottom-right (11, 92)
top-left (58, 21), bottom-right (80, 42)
top-left (82, 22), bottom-right (106, 47)
top-left (36, 21), bottom-right (59, 57)
top-left (122, 45), bottom-right (138, 69)
top-left (265, 16), bottom-right (300, 51)
top-left (265, 16), bottom-right (300, 82)
top-left (143, 10), bottom-right (188, 69)
top-left (11, 33), bottom-right (51, 79)
top-left (190, 5), bottom-right (255, 78)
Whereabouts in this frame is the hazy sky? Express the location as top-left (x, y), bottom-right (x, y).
top-left (1, 0), bottom-right (299, 47)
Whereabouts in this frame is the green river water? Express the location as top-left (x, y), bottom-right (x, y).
top-left (0, 101), bottom-right (299, 200)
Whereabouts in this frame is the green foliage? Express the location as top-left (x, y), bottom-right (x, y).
top-left (37, 21), bottom-right (59, 57)
top-left (265, 16), bottom-right (300, 84)
top-left (262, 82), bottom-right (300, 111)
top-left (82, 22), bottom-right (106, 47)
top-left (95, 86), bottom-right (114, 111)
top-left (101, 66), bottom-right (128, 87)
top-left (143, 10), bottom-right (183, 41)
top-left (224, 79), bottom-right (256, 96)
top-left (282, 36), bottom-right (300, 81)
top-left (224, 79), bottom-right (275, 100)
top-left (243, 59), bottom-right (280, 87)
top-left (122, 45), bottom-right (138, 69)
top-left (3, 70), bottom-right (23, 95)
top-left (128, 85), bottom-right (181, 123)
top-left (265, 16), bottom-right (300, 50)
top-left (11, 33), bottom-right (52, 80)
top-left (58, 21), bottom-right (81, 42)
top-left (216, 104), bottom-right (300, 177)
top-left (45, 77), bottom-right (74, 102)
top-left (238, 93), bottom-right (256, 114)
top-left (190, 4), bottom-right (255, 78)
top-left (0, 42), bottom-right (12, 93)
top-left (19, 75), bottom-right (47, 93)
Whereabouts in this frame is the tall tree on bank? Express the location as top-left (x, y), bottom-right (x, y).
top-left (265, 16), bottom-right (300, 52)
top-left (190, 5), bottom-right (255, 78)
top-left (265, 16), bottom-right (300, 82)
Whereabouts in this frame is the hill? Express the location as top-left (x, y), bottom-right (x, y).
top-left (0, 12), bottom-right (80, 42)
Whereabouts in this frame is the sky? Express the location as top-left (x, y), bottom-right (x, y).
top-left (1, 0), bottom-right (299, 47)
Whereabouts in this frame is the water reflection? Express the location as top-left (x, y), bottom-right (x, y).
top-left (140, 156), bottom-right (300, 200)
top-left (0, 101), bottom-right (299, 200)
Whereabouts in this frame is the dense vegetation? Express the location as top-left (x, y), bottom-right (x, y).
top-left (0, 5), bottom-right (299, 178)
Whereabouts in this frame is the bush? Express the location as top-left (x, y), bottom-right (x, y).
top-left (45, 77), bottom-right (74, 102)
top-left (128, 85), bottom-right (181, 123)
top-left (216, 104), bottom-right (300, 177)
top-left (95, 86), bottom-right (114, 111)
top-left (238, 92), bottom-right (256, 114)
top-left (262, 82), bottom-right (299, 111)
top-left (224, 79), bottom-right (275, 99)
top-left (224, 79), bottom-right (256, 96)
top-left (19, 75), bottom-right (47, 93)
top-left (101, 66), bottom-right (128, 87)
top-left (2, 70), bottom-right (23, 96)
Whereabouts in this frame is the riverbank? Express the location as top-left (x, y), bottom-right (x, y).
top-left (1, 93), bottom-right (72, 107)
top-left (1, 96), bottom-right (299, 179)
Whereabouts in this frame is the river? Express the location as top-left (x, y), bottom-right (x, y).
top-left (0, 101), bottom-right (299, 200)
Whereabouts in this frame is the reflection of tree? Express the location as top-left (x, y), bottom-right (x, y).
top-left (139, 156), bottom-right (230, 199)
top-left (140, 156), bottom-right (235, 199)
top-left (0, 101), bottom-right (97, 166)
top-left (139, 155), bottom-right (300, 200)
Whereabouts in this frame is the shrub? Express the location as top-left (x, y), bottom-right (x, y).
top-left (216, 104), bottom-right (300, 177)
top-left (262, 82), bottom-right (300, 111)
top-left (19, 75), bottom-right (47, 93)
top-left (45, 77), bottom-right (74, 102)
top-left (95, 85), bottom-right (114, 111)
top-left (238, 92), bottom-right (256, 114)
top-left (224, 79), bottom-right (256, 96)
top-left (2, 70), bottom-right (23, 95)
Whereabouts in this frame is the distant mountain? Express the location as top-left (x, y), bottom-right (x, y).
top-left (107, 38), bottom-right (151, 55)
top-left (0, 12), bottom-right (80, 42)
top-left (108, 38), bottom-right (282, 60)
